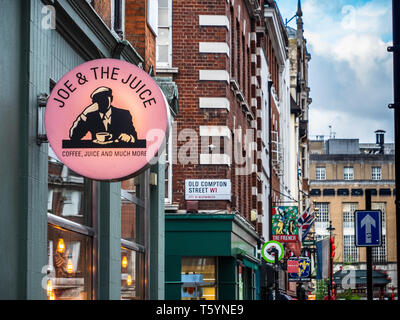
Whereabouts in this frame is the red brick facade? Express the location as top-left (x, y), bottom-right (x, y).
top-left (170, 0), bottom-right (266, 229)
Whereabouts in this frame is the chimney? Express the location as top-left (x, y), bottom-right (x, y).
top-left (375, 130), bottom-right (386, 154)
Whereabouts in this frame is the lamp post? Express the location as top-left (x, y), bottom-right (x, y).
top-left (326, 221), bottom-right (335, 300)
top-left (389, 0), bottom-right (400, 301)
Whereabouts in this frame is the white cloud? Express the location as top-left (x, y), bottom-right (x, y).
top-left (297, 0), bottom-right (394, 141)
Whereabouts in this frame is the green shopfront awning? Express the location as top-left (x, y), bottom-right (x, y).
top-left (232, 248), bottom-right (260, 270)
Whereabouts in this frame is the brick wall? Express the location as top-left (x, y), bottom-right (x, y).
top-left (92, 0), bottom-right (112, 29)
top-left (125, 0), bottom-right (156, 72)
top-left (171, 0), bottom-right (256, 222)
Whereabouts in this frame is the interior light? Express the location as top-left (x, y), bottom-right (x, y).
top-left (122, 256), bottom-right (128, 269)
top-left (66, 258), bottom-right (74, 274)
top-left (47, 279), bottom-right (53, 297)
top-left (57, 238), bottom-right (65, 254)
top-left (126, 274), bottom-right (132, 286)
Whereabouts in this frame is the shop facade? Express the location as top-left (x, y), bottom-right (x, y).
top-left (165, 214), bottom-right (261, 300)
top-left (0, 0), bottom-right (167, 300)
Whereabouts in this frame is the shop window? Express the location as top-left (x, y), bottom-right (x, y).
top-left (121, 174), bottom-right (147, 299)
top-left (47, 145), bottom-right (93, 300)
top-left (121, 247), bottom-right (145, 299)
top-left (47, 225), bottom-right (92, 300)
top-left (181, 257), bottom-right (216, 300)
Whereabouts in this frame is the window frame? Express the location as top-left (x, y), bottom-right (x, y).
top-left (371, 166), bottom-right (382, 180)
top-left (343, 166), bottom-right (354, 180)
top-left (156, 0), bottom-right (172, 68)
top-left (315, 166), bottom-right (326, 180)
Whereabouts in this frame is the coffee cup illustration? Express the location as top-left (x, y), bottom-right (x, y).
top-left (95, 132), bottom-right (113, 143)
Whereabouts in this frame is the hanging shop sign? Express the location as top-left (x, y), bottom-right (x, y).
top-left (261, 240), bottom-right (284, 264)
top-left (185, 179), bottom-right (231, 200)
top-left (288, 257), bottom-right (311, 282)
top-left (272, 206), bottom-right (299, 242)
top-left (45, 59), bottom-right (168, 181)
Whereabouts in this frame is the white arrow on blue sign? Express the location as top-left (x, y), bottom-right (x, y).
top-left (354, 210), bottom-right (382, 247)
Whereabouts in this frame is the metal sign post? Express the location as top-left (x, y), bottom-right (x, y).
top-left (354, 190), bottom-right (382, 300)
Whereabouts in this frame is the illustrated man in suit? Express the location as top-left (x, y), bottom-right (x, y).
top-left (69, 86), bottom-right (137, 143)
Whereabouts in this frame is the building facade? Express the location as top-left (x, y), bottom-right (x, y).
top-left (161, 0), bottom-right (309, 300)
top-left (309, 134), bottom-right (397, 298)
top-left (0, 0), bottom-right (170, 300)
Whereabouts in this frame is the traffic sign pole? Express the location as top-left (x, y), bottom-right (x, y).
top-left (366, 190), bottom-right (373, 301)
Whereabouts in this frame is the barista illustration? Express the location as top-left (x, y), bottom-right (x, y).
top-left (69, 86), bottom-right (138, 145)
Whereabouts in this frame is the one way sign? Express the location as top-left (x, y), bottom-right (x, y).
top-left (355, 210), bottom-right (382, 247)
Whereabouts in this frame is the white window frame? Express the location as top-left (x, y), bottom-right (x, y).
top-left (156, 0), bottom-right (172, 68)
top-left (316, 166), bottom-right (326, 180)
top-left (343, 202), bottom-right (357, 230)
top-left (164, 123), bottom-right (173, 204)
top-left (315, 202), bottom-right (329, 232)
top-left (343, 166), bottom-right (354, 180)
top-left (372, 166), bottom-right (381, 180)
top-left (343, 235), bottom-right (359, 263)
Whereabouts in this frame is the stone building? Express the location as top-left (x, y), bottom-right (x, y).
top-left (309, 132), bottom-right (397, 298)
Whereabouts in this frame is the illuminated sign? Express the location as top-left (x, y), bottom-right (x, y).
top-left (45, 59), bottom-right (168, 180)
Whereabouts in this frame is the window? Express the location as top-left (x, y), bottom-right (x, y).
top-left (121, 175), bottom-right (147, 299)
top-left (111, 0), bottom-right (125, 38)
top-left (343, 166), bottom-right (354, 180)
top-left (323, 189), bottom-right (335, 196)
top-left (181, 257), bottom-right (217, 300)
top-left (372, 167), bottom-right (381, 180)
top-left (371, 202), bottom-right (386, 263)
top-left (165, 121), bottom-right (173, 204)
top-left (337, 189), bottom-right (349, 196)
top-left (157, 0), bottom-right (172, 67)
top-left (343, 203), bottom-right (358, 229)
top-left (343, 235), bottom-right (359, 263)
top-left (372, 202), bottom-right (386, 234)
top-left (121, 247), bottom-right (145, 299)
top-left (372, 235), bottom-right (386, 263)
top-left (314, 202), bottom-right (329, 231)
top-left (316, 166), bottom-right (326, 180)
top-left (47, 146), bottom-right (93, 300)
top-left (310, 189), bottom-right (321, 196)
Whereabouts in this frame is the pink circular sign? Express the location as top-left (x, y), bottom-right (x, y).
top-left (45, 59), bottom-right (168, 181)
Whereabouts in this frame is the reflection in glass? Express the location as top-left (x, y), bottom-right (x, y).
top-left (48, 146), bottom-right (91, 226)
top-left (121, 248), bottom-right (144, 300)
top-left (121, 191), bottom-right (144, 245)
top-left (47, 225), bottom-right (92, 300)
top-left (181, 257), bottom-right (216, 300)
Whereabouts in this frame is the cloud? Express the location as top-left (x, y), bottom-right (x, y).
top-left (278, 0), bottom-right (394, 142)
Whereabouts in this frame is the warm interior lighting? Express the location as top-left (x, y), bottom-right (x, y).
top-left (121, 256), bottom-right (128, 269)
top-left (49, 292), bottom-right (56, 300)
top-left (47, 279), bottom-right (53, 297)
top-left (57, 238), bottom-right (65, 253)
top-left (66, 258), bottom-right (74, 274)
top-left (126, 274), bottom-right (132, 286)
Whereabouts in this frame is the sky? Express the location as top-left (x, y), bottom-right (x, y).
top-left (276, 0), bottom-right (394, 143)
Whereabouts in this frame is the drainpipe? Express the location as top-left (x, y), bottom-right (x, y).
top-left (268, 80), bottom-right (273, 241)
